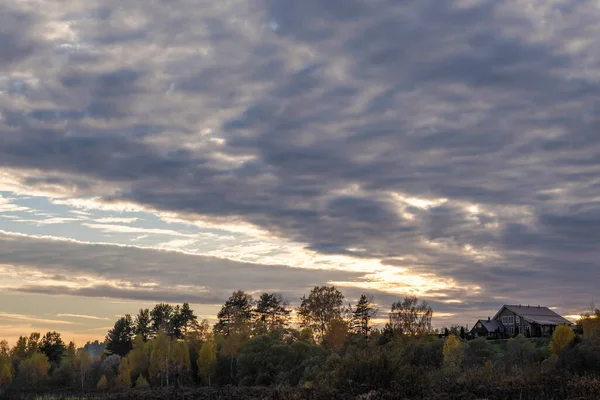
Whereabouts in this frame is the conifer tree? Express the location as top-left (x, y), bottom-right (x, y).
top-left (351, 294), bottom-right (377, 337)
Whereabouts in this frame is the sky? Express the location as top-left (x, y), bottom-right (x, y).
top-left (1, 0), bottom-right (599, 345)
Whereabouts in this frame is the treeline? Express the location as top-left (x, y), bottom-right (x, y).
top-left (1, 287), bottom-right (600, 399)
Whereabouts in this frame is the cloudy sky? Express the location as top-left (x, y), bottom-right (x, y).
top-left (1, 0), bottom-right (599, 344)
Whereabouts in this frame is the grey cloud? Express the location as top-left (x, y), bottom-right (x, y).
top-left (0, 232), bottom-right (364, 303)
top-left (0, 0), bottom-right (599, 316)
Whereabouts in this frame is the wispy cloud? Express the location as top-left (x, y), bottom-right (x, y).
top-left (0, 312), bottom-right (78, 325)
top-left (95, 217), bottom-right (139, 224)
top-left (57, 313), bottom-right (110, 321)
top-left (82, 223), bottom-right (195, 237)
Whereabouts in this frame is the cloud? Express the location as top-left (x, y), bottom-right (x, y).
top-left (95, 217), bottom-right (139, 224)
top-left (0, 0), bottom-right (599, 322)
top-left (0, 231), bottom-right (365, 304)
top-left (56, 313), bottom-right (110, 320)
top-left (0, 312), bottom-right (77, 325)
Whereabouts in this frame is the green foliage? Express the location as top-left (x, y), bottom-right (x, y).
top-left (197, 338), bottom-right (216, 386)
top-left (0, 340), bottom-right (14, 387)
top-left (105, 315), bottom-right (134, 357)
top-left (17, 352), bottom-right (50, 388)
top-left (465, 337), bottom-right (495, 366)
top-left (40, 331), bottom-right (66, 366)
top-left (116, 356), bottom-right (132, 388)
top-left (235, 334), bottom-right (326, 386)
top-left (135, 374), bottom-right (149, 388)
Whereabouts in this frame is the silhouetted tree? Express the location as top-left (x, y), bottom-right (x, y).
top-left (105, 315), bottom-right (134, 357)
top-left (134, 309), bottom-right (151, 341)
top-left (180, 303), bottom-right (198, 336)
top-left (351, 294), bottom-right (378, 337)
top-left (214, 291), bottom-right (254, 337)
top-left (297, 286), bottom-right (345, 340)
top-left (254, 293), bottom-right (291, 334)
top-left (389, 296), bottom-right (432, 336)
top-left (151, 304), bottom-right (174, 337)
top-left (40, 331), bottom-right (66, 365)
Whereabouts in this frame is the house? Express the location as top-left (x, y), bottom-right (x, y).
top-left (470, 304), bottom-right (573, 339)
top-left (470, 317), bottom-right (504, 339)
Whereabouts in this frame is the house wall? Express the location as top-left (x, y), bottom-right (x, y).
top-left (495, 306), bottom-right (553, 337)
top-left (495, 307), bottom-right (535, 336)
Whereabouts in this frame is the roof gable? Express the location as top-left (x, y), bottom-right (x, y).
top-left (496, 305), bottom-right (572, 326)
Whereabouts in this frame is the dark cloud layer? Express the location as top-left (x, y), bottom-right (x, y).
top-left (1, 0), bottom-right (600, 315)
top-left (0, 232), bottom-right (363, 304)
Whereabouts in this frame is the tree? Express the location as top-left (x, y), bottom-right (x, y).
top-left (323, 318), bottom-right (349, 349)
top-left (254, 293), bottom-right (292, 334)
top-left (150, 303), bottom-right (174, 336)
top-left (297, 286), bottom-right (345, 340)
top-left (443, 334), bottom-right (464, 370)
top-left (101, 354), bottom-right (121, 387)
top-left (134, 309), bottom-right (152, 341)
top-left (65, 341), bottom-right (77, 367)
top-left (40, 331), bottom-right (66, 365)
top-left (150, 330), bottom-right (170, 387)
top-left (180, 303), bottom-right (198, 336)
top-left (214, 291), bottom-right (254, 337)
top-left (198, 338), bottom-right (216, 386)
top-left (550, 324), bottom-right (575, 355)
top-left (76, 349), bottom-right (91, 391)
top-left (97, 374), bottom-right (108, 390)
top-left (388, 296), bottom-right (433, 336)
top-left (0, 340), bottom-right (14, 388)
top-left (171, 340), bottom-right (191, 385)
top-left (106, 315), bottom-right (134, 356)
top-left (351, 294), bottom-right (378, 337)
top-left (12, 333), bottom-right (41, 361)
top-left (128, 335), bottom-right (150, 383)
top-left (116, 357), bottom-right (132, 388)
top-left (17, 352), bottom-right (50, 388)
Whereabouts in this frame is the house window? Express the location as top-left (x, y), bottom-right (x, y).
top-left (502, 316), bottom-right (508, 324)
top-left (516, 316), bottom-right (520, 324)
top-left (509, 327), bottom-right (514, 334)
top-left (508, 316), bottom-right (514, 324)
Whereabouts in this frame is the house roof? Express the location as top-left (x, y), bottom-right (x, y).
top-left (471, 319), bottom-right (504, 333)
top-left (496, 305), bottom-right (572, 326)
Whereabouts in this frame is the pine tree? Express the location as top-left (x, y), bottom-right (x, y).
top-left (134, 309), bottom-right (152, 341)
top-left (351, 294), bottom-right (377, 337)
top-left (180, 303), bottom-right (198, 336)
top-left (106, 315), bottom-right (134, 356)
top-left (40, 331), bottom-right (66, 364)
top-left (214, 291), bottom-right (254, 337)
top-left (254, 293), bottom-right (291, 334)
top-left (150, 304), bottom-right (174, 337)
